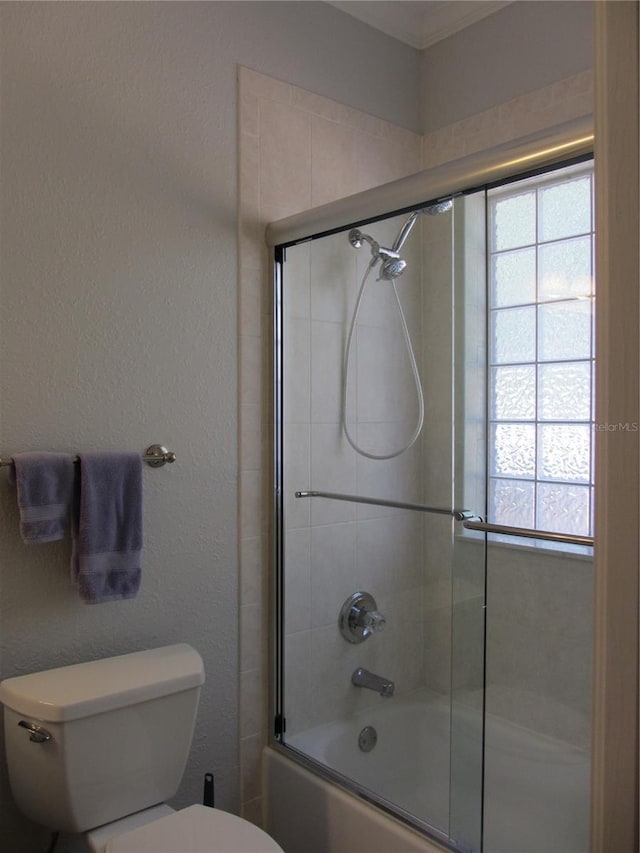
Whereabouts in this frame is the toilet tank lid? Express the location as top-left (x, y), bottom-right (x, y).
top-left (0, 644), bottom-right (204, 722)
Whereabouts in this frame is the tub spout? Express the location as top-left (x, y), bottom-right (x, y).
top-left (351, 667), bottom-right (395, 697)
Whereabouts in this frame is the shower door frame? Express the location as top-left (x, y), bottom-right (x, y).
top-left (269, 117), bottom-right (595, 851)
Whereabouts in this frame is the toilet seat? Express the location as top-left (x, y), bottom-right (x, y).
top-left (104, 804), bottom-right (283, 853)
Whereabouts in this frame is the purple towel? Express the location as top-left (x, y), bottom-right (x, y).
top-left (71, 452), bottom-right (143, 604)
top-left (9, 452), bottom-right (75, 543)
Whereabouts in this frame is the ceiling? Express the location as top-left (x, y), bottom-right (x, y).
top-left (328, 1), bottom-right (512, 50)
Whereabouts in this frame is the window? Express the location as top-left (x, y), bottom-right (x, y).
top-left (488, 162), bottom-right (595, 539)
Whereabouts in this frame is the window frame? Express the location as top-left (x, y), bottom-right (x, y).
top-left (486, 160), bottom-right (596, 549)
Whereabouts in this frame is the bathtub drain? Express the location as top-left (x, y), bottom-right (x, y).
top-left (358, 725), bottom-right (377, 752)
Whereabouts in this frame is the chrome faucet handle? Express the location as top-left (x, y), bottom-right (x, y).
top-left (359, 609), bottom-right (386, 638)
top-left (339, 592), bottom-right (386, 643)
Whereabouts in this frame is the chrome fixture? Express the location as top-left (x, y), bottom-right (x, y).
top-left (462, 516), bottom-right (594, 547)
top-left (348, 229), bottom-right (404, 279)
top-left (342, 199), bottom-right (453, 461)
top-left (0, 444), bottom-right (176, 469)
top-left (17, 720), bottom-right (52, 743)
top-left (352, 667), bottom-right (394, 698)
top-left (339, 592), bottom-right (386, 644)
top-left (358, 725), bottom-right (378, 752)
top-left (348, 199), bottom-right (453, 281)
top-left (296, 490), bottom-right (473, 520)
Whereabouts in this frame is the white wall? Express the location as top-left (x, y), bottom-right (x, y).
top-left (421, 1), bottom-right (593, 132)
top-left (0, 4), bottom-right (421, 851)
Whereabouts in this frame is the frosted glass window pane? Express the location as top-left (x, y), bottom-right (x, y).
top-left (539, 362), bottom-right (591, 421)
top-left (492, 192), bottom-right (536, 251)
top-left (537, 483), bottom-right (590, 536)
top-left (491, 366), bottom-right (535, 420)
top-left (539, 176), bottom-right (591, 242)
top-left (491, 248), bottom-right (536, 307)
top-left (491, 423), bottom-right (535, 477)
top-left (538, 301), bottom-right (591, 361)
top-left (491, 306), bottom-right (536, 364)
top-left (490, 479), bottom-right (534, 528)
top-left (538, 424), bottom-right (591, 482)
top-left (539, 236), bottom-right (592, 300)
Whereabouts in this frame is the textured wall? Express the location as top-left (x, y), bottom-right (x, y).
top-left (0, 4), bottom-right (420, 851)
top-left (421, 0), bottom-right (593, 132)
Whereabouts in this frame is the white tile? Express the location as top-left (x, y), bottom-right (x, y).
top-left (355, 514), bottom-right (423, 596)
top-left (240, 668), bottom-right (265, 738)
top-left (310, 234), bottom-right (357, 324)
top-left (284, 527), bottom-right (311, 634)
top-left (283, 629), bottom-right (314, 736)
top-left (310, 320), bottom-right (353, 425)
top-left (283, 242), bottom-right (311, 320)
top-left (240, 536), bottom-right (264, 607)
top-left (283, 424), bottom-right (311, 529)
top-left (310, 522), bottom-right (357, 628)
top-left (283, 316), bottom-right (310, 425)
top-left (259, 101), bottom-right (311, 220)
top-left (311, 116), bottom-right (357, 207)
top-left (310, 423), bottom-right (357, 525)
top-left (356, 324), bottom-right (419, 424)
top-left (241, 602), bottom-right (263, 672)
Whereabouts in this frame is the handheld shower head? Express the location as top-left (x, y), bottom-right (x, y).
top-left (349, 198), bottom-right (452, 280)
top-left (379, 257), bottom-right (407, 280)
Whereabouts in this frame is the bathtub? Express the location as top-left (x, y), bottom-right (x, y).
top-left (264, 690), bottom-right (589, 853)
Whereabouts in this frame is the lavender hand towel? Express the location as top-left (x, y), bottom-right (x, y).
top-left (71, 452), bottom-right (143, 604)
top-left (9, 452), bottom-right (75, 543)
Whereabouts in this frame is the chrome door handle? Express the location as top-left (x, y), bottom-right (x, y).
top-left (18, 720), bottom-right (52, 743)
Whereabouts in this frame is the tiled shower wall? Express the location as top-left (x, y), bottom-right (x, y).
top-left (237, 65), bottom-right (422, 820)
top-left (282, 217), bottom-right (425, 735)
top-left (238, 65), bottom-right (594, 819)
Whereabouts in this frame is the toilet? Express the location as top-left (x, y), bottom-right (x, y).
top-left (0, 644), bottom-right (283, 853)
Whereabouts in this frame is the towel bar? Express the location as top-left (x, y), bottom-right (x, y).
top-left (0, 444), bottom-right (176, 468)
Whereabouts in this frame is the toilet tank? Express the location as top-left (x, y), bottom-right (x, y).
top-left (0, 644), bottom-right (205, 833)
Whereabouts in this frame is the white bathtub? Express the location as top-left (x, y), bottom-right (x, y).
top-left (264, 691), bottom-right (590, 853)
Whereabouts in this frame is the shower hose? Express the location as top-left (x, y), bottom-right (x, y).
top-left (341, 257), bottom-right (425, 460)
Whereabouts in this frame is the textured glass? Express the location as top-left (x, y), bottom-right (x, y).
top-left (537, 482), bottom-right (590, 535)
top-left (539, 236), bottom-right (592, 300)
top-left (539, 362), bottom-right (591, 421)
top-left (491, 306), bottom-right (536, 364)
top-left (491, 247), bottom-right (536, 307)
top-left (491, 365), bottom-right (535, 420)
top-left (492, 192), bottom-right (536, 251)
top-left (539, 176), bottom-right (591, 242)
top-left (490, 478), bottom-right (535, 528)
top-left (538, 300), bottom-right (592, 361)
top-left (491, 423), bottom-right (535, 477)
top-left (538, 424), bottom-right (591, 482)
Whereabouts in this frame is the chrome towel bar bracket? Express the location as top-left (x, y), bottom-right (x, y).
top-left (0, 444), bottom-right (176, 469)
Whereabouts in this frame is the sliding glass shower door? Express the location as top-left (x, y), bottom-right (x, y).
top-left (274, 195), bottom-right (487, 852)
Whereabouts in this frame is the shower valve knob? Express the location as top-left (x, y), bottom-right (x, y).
top-left (361, 609), bottom-right (386, 637)
top-left (339, 592), bottom-right (386, 644)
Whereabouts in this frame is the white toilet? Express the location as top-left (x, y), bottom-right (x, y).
top-left (0, 644), bottom-right (283, 853)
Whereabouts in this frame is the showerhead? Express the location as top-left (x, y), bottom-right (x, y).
top-left (348, 198), bottom-right (453, 279)
top-left (379, 257), bottom-right (407, 280)
top-left (425, 199), bottom-right (453, 216)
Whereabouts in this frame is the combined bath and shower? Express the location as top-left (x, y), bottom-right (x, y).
top-left (343, 199), bottom-right (453, 460)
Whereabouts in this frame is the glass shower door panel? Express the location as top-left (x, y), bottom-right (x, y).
top-left (449, 190), bottom-right (487, 853)
top-left (278, 198), bottom-right (486, 851)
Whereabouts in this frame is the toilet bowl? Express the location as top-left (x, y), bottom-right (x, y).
top-left (0, 644), bottom-right (283, 853)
